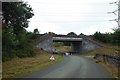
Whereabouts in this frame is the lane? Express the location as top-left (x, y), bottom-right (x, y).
top-left (20, 55), bottom-right (112, 78)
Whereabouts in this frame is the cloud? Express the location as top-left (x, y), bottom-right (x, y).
top-left (26, 0), bottom-right (117, 35)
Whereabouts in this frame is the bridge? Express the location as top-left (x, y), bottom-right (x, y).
top-left (36, 32), bottom-right (102, 53)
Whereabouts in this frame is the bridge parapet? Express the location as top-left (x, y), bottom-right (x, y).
top-left (53, 37), bottom-right (83, 42)
top-left (53, 35), bottom-right (79, 38)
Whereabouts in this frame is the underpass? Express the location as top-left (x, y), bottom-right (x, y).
top-left (36, 33), bottom-right (102, 53)
top-left (52, 36), bottom-right (83, 53)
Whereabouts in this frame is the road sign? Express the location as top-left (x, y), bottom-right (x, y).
top-left (49, 55), bottom-right (55, 61)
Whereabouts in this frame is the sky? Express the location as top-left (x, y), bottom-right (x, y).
top-left (25, 0), bottom-right (118, 35)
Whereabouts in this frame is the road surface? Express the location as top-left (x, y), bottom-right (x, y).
top-left (20, 55), bottom-right (112, 78)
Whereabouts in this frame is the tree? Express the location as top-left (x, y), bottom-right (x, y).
top-left (2, 2), bottom-right (34, 61)
top-left (112, 28), bottom-right (120, 46)
top-left (67, 32), bottom-right (77, 36)
top-left (2, 27), bottom-right (17, 60)
top-left (2, 2), bottom-right (34, 35)
top-left (79, 33), bottom-right (84, 35)
top-left (34, 28), bottom-right (39, 34)
top-left (93, 28), bottom-right (120, 46)
top-left (93, 32), bottom-right (109, 43)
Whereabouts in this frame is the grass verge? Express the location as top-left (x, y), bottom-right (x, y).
top-left (53, 46), bottom-right (71, 52)
top-left (99, 61), bottom-right (118, 78)
top-left (2, 49), bottom-right (63, 78)
top-left (79, 45), bottom-right (119, 78)
top-left (0, 62), bottom-right (2, 79)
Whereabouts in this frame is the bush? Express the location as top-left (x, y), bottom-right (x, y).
top-left (93, 28), bottom-right (120, 46)
top-left (2, 27), bottom-right (35, 61)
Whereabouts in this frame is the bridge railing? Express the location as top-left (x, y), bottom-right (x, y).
top-left (94, 52), bottom-right (120, 68)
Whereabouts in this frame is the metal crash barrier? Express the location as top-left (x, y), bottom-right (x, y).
top-left (94, 53), bottom-right (120, 68)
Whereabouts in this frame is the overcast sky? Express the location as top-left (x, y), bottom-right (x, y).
top-left (25, 0), bottom-right (118, 35)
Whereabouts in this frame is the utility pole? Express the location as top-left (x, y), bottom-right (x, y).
top-left (108, 0), bottom-right (120, 27)
top-left (118, 0), bottom-right (120, 27)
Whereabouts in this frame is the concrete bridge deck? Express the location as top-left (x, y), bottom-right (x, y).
top-left (52, 37), bottom-right (83, 42)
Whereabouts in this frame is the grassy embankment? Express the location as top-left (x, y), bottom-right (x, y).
top-left (0, 62), bottom-right (2, 79)
top-left (53, 42), bottom-right (71, 52)
top-left (79, 44), bottom-right (119, 78)
top-left (2, 48), bottom-right (63, 78)
top-left (54, 46), bottom-right (71, 52)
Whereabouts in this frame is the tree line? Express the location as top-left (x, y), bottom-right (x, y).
top-left (2, 2), bottom-right (37, 61)
top-left (93, 28), bottom-right (120, 46)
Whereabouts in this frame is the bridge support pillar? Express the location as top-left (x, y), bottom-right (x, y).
top-left (71, 42), bottom-right (82, 53)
